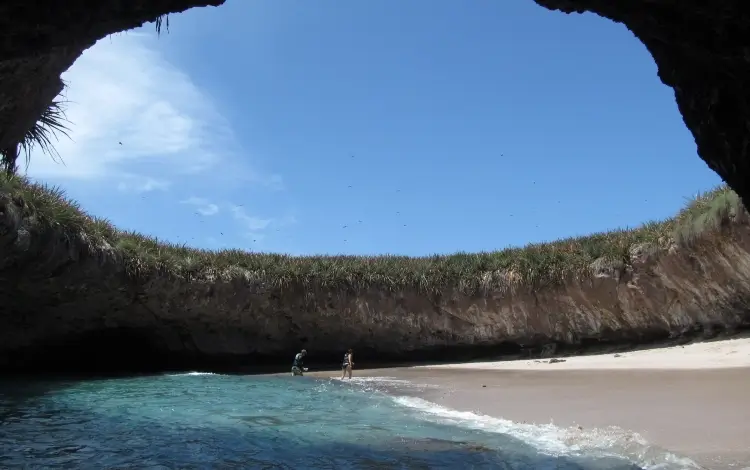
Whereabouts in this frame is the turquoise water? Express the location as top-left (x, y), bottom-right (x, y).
top-left (0, 373), bottom-right (700, 469)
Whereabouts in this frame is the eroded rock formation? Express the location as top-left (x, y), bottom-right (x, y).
top-left (2, 189), bottom-right (750, 373)
top-left (0, 0), bottom-right (226, 168)
top-left (1, 1), bottom-right (750, 373)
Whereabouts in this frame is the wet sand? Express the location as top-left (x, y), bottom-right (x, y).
top-left (347, 367), bottom-right (750, 469)
top-left (302, 339), bottom-right (750, 468)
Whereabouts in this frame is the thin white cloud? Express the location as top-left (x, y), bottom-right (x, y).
top-left (117, 175), bottom-right (171, 193)
top-left (182, 196), bottom-right (220, 216)
top-left (230, 206), bottom-right (297, 248)
top-left (275, 214), bottom-right (298, 227)
top-left (231, 205), bottom-right (272, 231)
top-left (23, 30), bottom-right (283, 192)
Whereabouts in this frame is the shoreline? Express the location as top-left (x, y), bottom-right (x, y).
top-left (307, 338), bottom-right (750, 469)
top-left (414, 336), bottom-right (750, 371)
top-left (371, 368), bottom-right (749, 469)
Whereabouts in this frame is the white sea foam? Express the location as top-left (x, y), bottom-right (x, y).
top-left (339, 376), bottom-right (435, 387)
top-left (165, 371), bottom-right (218, 377)
top-left (328, 376), bottom-right (440, 396)
top-left (392, 395), bottom-right (703, 470)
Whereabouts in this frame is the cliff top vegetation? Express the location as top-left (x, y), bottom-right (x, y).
top-left (0, 172), bottom-right (744, 294)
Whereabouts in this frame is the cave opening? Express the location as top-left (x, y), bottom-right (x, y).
top-left (15, 328), bottom-right (172, 375)
top-left (1, 1), bottom-right (749, 379)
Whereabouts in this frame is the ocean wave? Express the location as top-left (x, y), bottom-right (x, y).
top-left (391, 395), bottom-right (703, 470)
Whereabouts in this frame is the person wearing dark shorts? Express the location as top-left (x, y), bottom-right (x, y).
top-left (291, 349), bottom-right (308, 376)
top-left (341, 349), bottom-right (354, 379)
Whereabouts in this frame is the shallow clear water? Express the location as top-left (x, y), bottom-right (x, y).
top-left (0, 373), bottom-right (700, 469)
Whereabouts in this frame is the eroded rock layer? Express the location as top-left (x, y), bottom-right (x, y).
top-left (1, 1), bottom-right (750, 373)
top-left (1, 191), bottom-right (749, 373)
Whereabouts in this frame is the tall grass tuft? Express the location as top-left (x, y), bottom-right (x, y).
top-left (1, 173), bottom-right (745, 294)
top-left (1, 99), bottom-right (72, 175)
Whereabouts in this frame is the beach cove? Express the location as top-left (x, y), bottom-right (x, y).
top-left (3, 148), bottom-right (750, 470)
top-left (2, 0), bottom-right (750, 467)
top-left (6, 341), bottom-right (747, 469)
top-left (300, 338), bottom-right (750, 469)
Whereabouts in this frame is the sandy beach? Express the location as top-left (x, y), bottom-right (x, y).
top-left (311, 338), bottom-right (750, 469)
top-left (414, 336), bottom-right (750, 371)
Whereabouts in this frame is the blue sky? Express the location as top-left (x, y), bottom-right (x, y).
top-left (27, 0), bottom-right (722, 256)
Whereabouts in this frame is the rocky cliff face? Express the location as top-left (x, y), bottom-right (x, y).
top-left (1, 0), bottom-right (749, 203)
top-left (2, 1), bottom-right (750, 373)
top-left (2, 188), bottom-right (749, 374)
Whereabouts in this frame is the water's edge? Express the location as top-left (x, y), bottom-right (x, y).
top-left (4, 331), bottom-right (748, 380)
top-left (318, 374), bottom-right (706, 470)
top-left (0, 371), bottom-right (710, 469)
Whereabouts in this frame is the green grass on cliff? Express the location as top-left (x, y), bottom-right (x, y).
top-left (672, 186), bottom-right (745, 247)
top-left (0, 173), bottom-right (744, 294)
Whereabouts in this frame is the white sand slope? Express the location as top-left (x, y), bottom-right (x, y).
top-left (417, 338), bottom-right (750, 371)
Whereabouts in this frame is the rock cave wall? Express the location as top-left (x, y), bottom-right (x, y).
top-left (1, 1), bottom-right (749, 373)
top-left (1, 0), bottom-right (748, 202)
top-left (0, 0), bottom-right (226, 167)
top-left (2, 190), bottom-right (750, 373)
top-left (534, 0), bottom-right (750, 211)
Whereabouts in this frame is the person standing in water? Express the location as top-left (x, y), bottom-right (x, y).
top-left (291, 349), bottom-right (308, 376)
top-left (341, 349), bottom-right (354, 379)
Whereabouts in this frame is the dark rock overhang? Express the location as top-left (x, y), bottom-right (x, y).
top-left (1, 0), bottom-right (748, 204)
top-left (535, 0), bottom-right (750, 207)
top-left (0, 0), bottom-right (225, 171)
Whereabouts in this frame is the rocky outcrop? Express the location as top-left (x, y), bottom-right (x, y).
top-left (0, 1), bottom-right (225, 166)
top-left (2, 188), bottom-right (750, 374)
top-left (1, 0), bottom-right (749, 203)
top-left (1, 1), bottom-right (750, 373)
